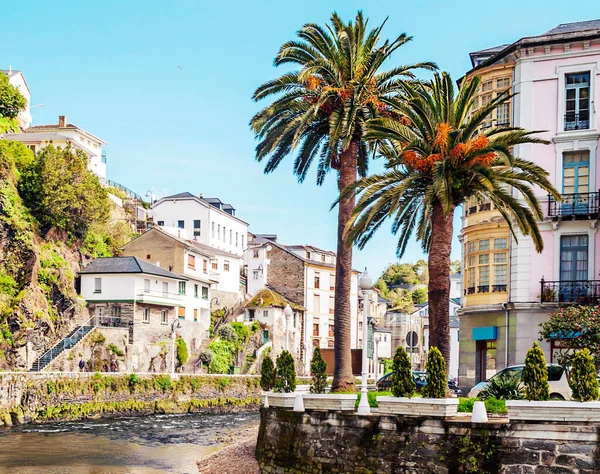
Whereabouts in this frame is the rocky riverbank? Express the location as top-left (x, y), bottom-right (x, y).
top-left (197, 423), bottom-right (260, 474)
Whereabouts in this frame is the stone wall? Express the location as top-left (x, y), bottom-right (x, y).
top-left (256, 408), bottom-right (600, 474)
top-left (267, 245), bottom-right (305, 306)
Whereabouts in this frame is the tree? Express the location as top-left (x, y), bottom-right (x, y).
top-left (19, 145), bottom-right (110, 238)
top-left (422, 347), bottom-right (446, 398)
top-left (345, 73), bottom-right (558, 370)
top-left (522, 342), bottom-right (550, 401)
top-left (450, 260), bottom-right (462, 274)
top-left (570, 348), bottom-right (599, 402)
top-left (275, 350), bottom-right (296, 393)
top-left (175, 337), bottom-right (188, 367)
top-left (260, 354), bottom-right (276, 391)
top-left (540, 306), bottom-right (600, 370)
top-left (250, 12), bottom-right (434, 392)
top-left (411, 287), bottom-right (427, 304)
top-left (391, 346), bottom-right (415, 397)
top-left (309, 347), bottom-right (328, 394)
top-left (0, 72), bottom-right (27, 120)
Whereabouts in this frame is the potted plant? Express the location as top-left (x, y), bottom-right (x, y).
top-left (303, 347), bottom-right (357, 411)
top-left (264, 351), bottom-right (297, 408)
top-left (378, 347), bottom-right (458, 418)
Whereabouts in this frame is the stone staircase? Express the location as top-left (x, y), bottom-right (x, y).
top-left (30, 319), bottom-right (95, 371)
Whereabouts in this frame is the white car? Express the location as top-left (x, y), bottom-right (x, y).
top-left (467, 364), bottom-right (572, 400)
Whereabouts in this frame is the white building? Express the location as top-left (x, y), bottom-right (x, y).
top-left (1, 68), bottom-right (31, 129)
top-left (1, 115), bottom-right (108, 182)
top-left (373, 327), bottom-right (392, 377)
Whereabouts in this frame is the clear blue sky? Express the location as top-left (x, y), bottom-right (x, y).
top-left (2, 1), bottom-right (596, 277)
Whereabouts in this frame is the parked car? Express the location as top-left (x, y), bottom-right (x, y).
top-left (376, 371), bottom-right (462, 395)
top-left (467, 364), bottom-right (571, 400)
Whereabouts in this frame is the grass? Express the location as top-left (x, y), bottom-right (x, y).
top-left (457, 397), bottom-right (507, 414)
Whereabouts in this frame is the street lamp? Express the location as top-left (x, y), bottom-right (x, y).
top-left (283, 304), bottom-right (293, 352)
top-left (358, 268), bottom-right (372, 415)
top-left (170, 319), bottom-right (182, 376)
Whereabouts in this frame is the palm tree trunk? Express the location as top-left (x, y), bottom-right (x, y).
top-left (427, 200), bottom-right (454, 375)
top-left (331, 139), bottom-right (358, 392)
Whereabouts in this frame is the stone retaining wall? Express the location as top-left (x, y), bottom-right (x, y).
top-left (256, 408), bottom-right (600, 474)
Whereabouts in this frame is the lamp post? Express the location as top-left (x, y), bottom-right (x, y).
top-left (358, 269), bottom-right (372, 415)
top-left (283, 304), bottom-right (293, 352)
top-left (170, 319), bottom-right (182, 376)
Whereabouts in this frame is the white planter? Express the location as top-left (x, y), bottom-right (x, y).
top-left (377, 397), bottom-right (459, 418)
top-left (506, 400), bottom-right (600, 422)
top-left (262, 392), bottom-right (296, 409)
top-left (303, 394), bottom-right (358, 411)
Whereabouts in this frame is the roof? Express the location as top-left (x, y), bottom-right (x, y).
top-left (26, 122), bottom-right (107, 145)
top-left (544, 19), bottom-right (600, 35)
top-left (152, 192), bottom-right (248, 225)
top-left (450, 297), bottom-right (461, 306)
top-left (378, 295), bottom-right (389, 303)
top-left (80, 256), bottom-right (187, 280)
top-left (245, 287), bottom-right (305, 311)
top-left (469, 44), bottom-right (510, 67)
top-left (450, 316), bottom-right (460, 329)
top-left (1, 132), bottom-right (70, 142)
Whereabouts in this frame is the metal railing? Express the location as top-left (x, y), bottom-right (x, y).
top-left (96, 314), bottom-right (132, 329)
top-left (548, 191), bottom-right (600, 218)
top-left (107, 180), bottom-right (147, 203)
top-left (540, 278), bottom-right (600, 304)
top-left (477, 285), bottom-right (490, 293)
top-left (492, 284), bottom-right (507, 293)
top-left (136, 289), bottom-right (182, 301)
top-left (565, 112), bottom-right (590, 131)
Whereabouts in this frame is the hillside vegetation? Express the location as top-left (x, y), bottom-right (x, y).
top-left (0, 141), bottom-right (133, 369)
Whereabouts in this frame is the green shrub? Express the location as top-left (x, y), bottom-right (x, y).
top-left (128, 373), bottom-right (140, 391)
top-left (522, 341), bottom-right (549, 401)
top-left (458, 397), bottom-right (507, 414)
top-left (107, 343), bottom-right (125, 357)
top-left (175, 337), bottom-right (188, 367)
top-left (275, 350), bottom-right (296, 393)
top-left (199, 349), bottom-right (213, 368)
top-left (230, 322), bottom-right (250, 345)
top-left (571, 348), bottom-right (599, 402)
top-left (260, 354), bottom-right (276, 391)
top-left (250, 321), bottom-right (261, 333)
top-left (478, 375), bottom-right (524, 400)
top-left (217, 324), bottom-right (237, 343)
top-left (90, 331), bottom-right (106, 346)
top-left (153, 374), bottom-right (172, 392)
top-left (422, 347), bottom-right (446, 398)
top-left (309, 347), bottom-right (328, 394)
top-left (207, 340), bottom-right (235, 374)
top-left (391, 346), bottom-right (415, 397)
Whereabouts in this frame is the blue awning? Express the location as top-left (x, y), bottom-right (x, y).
top-left (472, 326), bottom-right (497, 341)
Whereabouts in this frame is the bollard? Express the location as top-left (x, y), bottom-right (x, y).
top-left (293, 393), bottom-right (305, 412)
top-left (471, 401), bottom-right (488, 423)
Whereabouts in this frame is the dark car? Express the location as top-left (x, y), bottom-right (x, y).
top-left (376, 371), bottom-right (462, 396)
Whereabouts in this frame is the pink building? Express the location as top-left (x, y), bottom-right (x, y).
top-left (460, 19), bottom-right (600, 390)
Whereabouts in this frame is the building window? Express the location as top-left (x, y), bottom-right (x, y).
top-left (359, 321), bottom-right (363, 331)
top-left (201, 286), bottom-right (208, 300)
top-left (563, 151), bottom-right (590, 196)
top-left (241, 235), bottom-right (244, 248)
top-left (479, 239), bottom-right (490, 252)
top-left (157, 221), bottom-right (164, 226)
top-left (496, 77), bottom-right (510, 89)
top-left (224, 260), bottom-right (230, 272)
top-left (263, 310), bottom-right (268, 318)
top-left (306, 251), bottom-right (311, 259)
top-left (143, 308), bottom-right (150, 323)
top-left (144, 279), bottom-right (150, 293)
top-left (194, 284), bottom-right (199, 298)
top-left (194, 309), bottom-right (198, 322)
top-left (481, 80), bottom-right (493, 92)
top-left (253, 270), bottom-right (259, 280)
top-left (193, 220), bottom-right (201, 237)
top-left (230, 230), bottom-right (232, 245)
top-left (496, 103), bottom-right (509, 126)
top-left (212, 261), bottom-right (218, 270)
top-left (494, 238), bottom-right (507, 249)
top-left (313, 339), bottom-right (320, 348)
top-left (203, 260), bottom-right (208, 273)
top-left (330, 274), bottom-right (335, 291)
top-left (329, 324), bottom-right (334, 337)
top-left (161, 310), bottom-right (167, 324)
top-left (223, 226), bottom-right (226, 242)
top-left (329, 295), bottom-right (334, 314)
top-left (146, 254), bottom-right (151, 260)
top-left (162, 282), bottom-right (168, 296)
top-left (468, 241), bottom-right (476, 254)
top-left (236, 232), bottom-right (239, 247)
top-left (94, 278), bottom-right (102, 294)
top-left (212, 222), bottom-right (215, 238)
top-left (178, 306), bottom-right (185, 319)
top-left (565, 72), bottom-right (590, 130)
top-left (481, 93), bottom-right (493, 127)
top-left (248, 309), bottom-right (255, 322)
top-left (328, 340), bottom-right (334, 349)
top-left (178, 281), bottom-right (186, 295)
top-left (313, 324), bottom-right (319, 336)
top-left (321, 254), bottom-right (326, 262)
top-left (113, 306), bottom-right (121, 318)
top-left (188, 254), bottom-right (196, 269)
top-left (253, 250), bottom-right (259, 258)
top-left (218, 224), bottom-right (221, 240)
top-left (178, 220), bottom-right (185, 229)
top-left (478, 264), bottom-right (490, 293)
top-left (314, 272), bottom-right (320, 289)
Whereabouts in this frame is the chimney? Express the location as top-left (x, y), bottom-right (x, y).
top-left (58, 115), bottom-right (66, 128)
top-left (199, 193), bottom-right (204, 198)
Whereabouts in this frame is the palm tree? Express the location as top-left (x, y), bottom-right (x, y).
top-left (344, 72), bottom-right (559, 368)
top-left (250, 12), bottom-right (435, 391)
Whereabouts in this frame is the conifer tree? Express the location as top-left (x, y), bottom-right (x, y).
top-left (571, 348), bottom-right (599, 402)
top-left (310, 347), bottom-right (328, 394)
top-left (275, 350), bottom-right (296, 393)
top-left (422, 347), bottom-right (446, 398)
top-left (522, 342), bottom-right (549, 401)
top-left (260, 354), bottom-right (276, 391)
top-left (391, 346), bottom-right (415, 397)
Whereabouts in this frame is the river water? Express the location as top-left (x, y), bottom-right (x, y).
top-left (0, 411), bottom-right (259, 474)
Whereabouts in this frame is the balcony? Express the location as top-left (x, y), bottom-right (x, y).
top-left (565, 112), bottom-right (589, 131)
top-left (492, 284), bottom-right (507, 293)
top-left (477, 285), bottom-right (490, 294)
top-left (540, 279), bottom-right (600, 305)
top-left (136, 289), bottom-right (182, 306)
top-left (467, 287), bottom-right (476, 295)
top-left (547, 192), bottom-right (600, 220)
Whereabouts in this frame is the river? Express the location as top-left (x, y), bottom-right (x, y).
top-left (0, 411), bottom-right (259, 474)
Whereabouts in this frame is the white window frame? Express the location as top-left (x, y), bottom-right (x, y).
top-left (553, 139), bottom-right (597, 193)
top-left (551, 229), bottom-right (595, 282)
top-left (556, 62), bottom-right (597, 134)
top-left (142, 308), bottom-right (150, 323)
top-left (94, 278), bottom-right (102, 294)
top-left (161, 310), bottom-right (168, 325)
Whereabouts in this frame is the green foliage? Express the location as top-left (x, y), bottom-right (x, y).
top-left (217, 377), bottom-right (230, 391)
top-left (19, 145), bottom-right (110, 238)
top-left (478, 375), bottom-right (524, 401)
top-left (380, 358), bottom-right (393, 375)
top-left (175, 337), bottom-right (188, 367)
top-left (451, 433), bottom-right (496, 474)
top-left (0, 72), bottom-right (27, 119)
top-left (422, 347), bottom-right (446, 398)
top-left (540, 306), bottom-right (600, 370)
top-left (230, 322), bottom-right (250, 345)
top-left (153, 374), bottom-right (172, 392)
top-left (209, 309), bottom-right (226, 338)
top-left (522, 342), bottom-right (550, 401)
top-left (411, 287), bottom-right (428, 304)
top-left (242, 353), bottom-right (256, 373)
top-left (0, 117), bottom-right (20, 133)
top-left (458, 398), bottom-right (507, 414)
top-left (217, 323), bottom-right (237, 343)
top-left (260, 354), bottom-right (276, 391)
top-left (128, 373), bottom-right (140, 391)
top-left (250, 321), bottom-right (261, 333)
top-left (309, 347), bottom-right (328, 394)
top-left (90, 331), bottom-right (106, 346)
top-left (107, 343), bottom-right (124, 357)
top-left (274, 350), bottom-right (296, 393)
top-left (199, 349), bottom-right (213, 367)
top-left (450, 259), bottom-right (462, 274)
top-left (391, 346), bottom-right (415, 397)
top-left (37, 243), bottom-right (73, 293)
top-left (207, 340), bottom-right (235, 374)
top-left (570, 348), bottom-right (599, 402)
